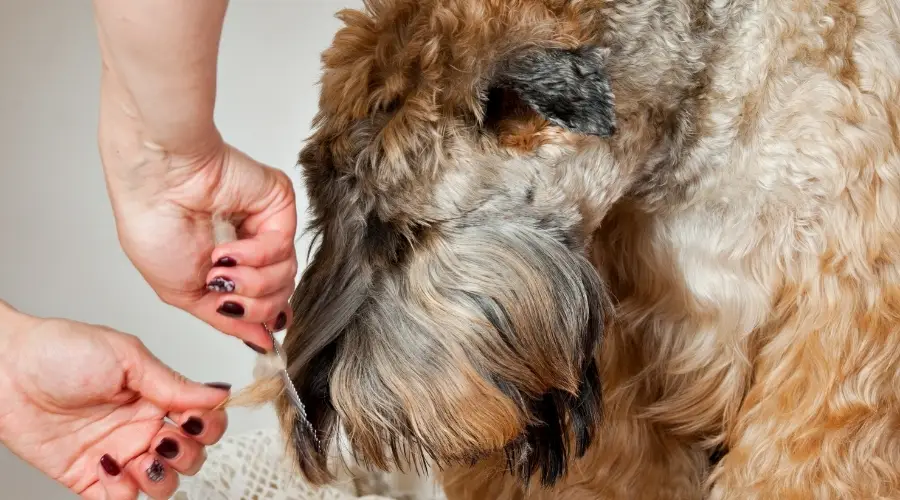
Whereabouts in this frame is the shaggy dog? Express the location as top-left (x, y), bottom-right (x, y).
top-left (232, 0), bottom-right (900, 498)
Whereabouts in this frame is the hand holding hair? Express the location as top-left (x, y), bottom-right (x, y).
top-left (92, 0), bottom-right (299, 352)
top-left (0, 301), bottom-right (230, 500)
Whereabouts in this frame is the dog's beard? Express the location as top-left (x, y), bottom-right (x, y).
top-left (281, 215), bottom-right (609, 488)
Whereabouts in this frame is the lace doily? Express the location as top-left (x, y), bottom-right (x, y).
top-left (173, 429), bottom-right (446, 500)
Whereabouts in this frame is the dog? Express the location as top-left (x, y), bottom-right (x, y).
top-left (230, 0), bottom-right (900, 498)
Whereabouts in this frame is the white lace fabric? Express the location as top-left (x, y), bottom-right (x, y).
top-left (173, 429), bottom-right (446, 500)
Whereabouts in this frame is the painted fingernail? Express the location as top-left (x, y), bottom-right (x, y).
top-left (155, 438), bottom-right (179, 459)
top-left (181, 416), bottom-right (204, 436)
top-left (244, 341), bottom-right (267, 354)
top-left (100, 454), bottom-right (121, 476)
top-left (146, 459), bottom-right (165, 483)
top-left (273, 311), bottom-right (288, 331)
top-left (207, 276), bottom-right (235, 293)
top-left (204, 382), bottom-right (232, 391)
top-left (214, 256), bottom-right (237, 267)
top-left (217, 301), bottom-right (244, 318)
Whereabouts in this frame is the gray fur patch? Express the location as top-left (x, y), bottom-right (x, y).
top-left (496, 46), bottom-right (616, 137)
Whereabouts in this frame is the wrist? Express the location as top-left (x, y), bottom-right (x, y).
top-left (97, 80), bottom-right (223, 161)
top-left (97, 76), bottom-right (226, 200)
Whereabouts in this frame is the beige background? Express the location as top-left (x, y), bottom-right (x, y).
top-left (0, 0), bottom-right (359, 497)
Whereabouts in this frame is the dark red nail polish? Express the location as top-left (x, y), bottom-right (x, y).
top-left (100, 454), bottom-right (120, 476)
top-left (146, 459), bottom-right (165, 483)
top-left (207, 276), bottom-right (235, 293)
top-left (217, 301), bottom-right (244, 318)
top-left (214, 256), bottom-right (237, 267)
top-left (205, 382), bottom-right (232, 391)
top-left (181, 416), bottom-right (204, 436)
top-left (244, 341), bottom-right (267, 354)
top-left (155, 438), bottom-right (179, 459)
top-left (273, 311), bottom-right (288, 331)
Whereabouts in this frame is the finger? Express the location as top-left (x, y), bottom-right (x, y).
top-left (212, 286), bottom-right (293, 325)
top-left (80, 455), bottom-right (139, 500)
top-left (185, 299), bottom-right (275, 350)
top-left (168, 408), bottom-right (229, 446)
top-left (151, 424), bottom-right (207, 476)
top-left (210, 229), bottom-right (297, 269)
top-left (124, 454), bottom-right (178, 500)
top-left (117, 338), bottom-right (233, 412)
top-left (265, 307), bottom-right (293, 337)
top-left (205, 259), bottom-right (296, 298)
top-left (216, 148), bottom-right (297, 239)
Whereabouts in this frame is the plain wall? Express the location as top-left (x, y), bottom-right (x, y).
top-left (0, 0), bottom-right (358, 497)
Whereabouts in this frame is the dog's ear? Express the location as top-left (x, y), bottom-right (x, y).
top-left (490, 46), bottom-right (616, 137)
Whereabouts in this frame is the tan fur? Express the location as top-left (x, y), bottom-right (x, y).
top-left (230, 0), bottom-right (900, 498)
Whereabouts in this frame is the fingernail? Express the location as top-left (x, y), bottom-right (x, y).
top-left (207, 276), bottom-right (236, 293)
top-left (244, 341), bottom-right (267, 354)
top-left (146, 459), bottom-right (166, 483)
top-left (214, 256), bottom-right (237, 267)
top-left (100, 454), bottom-right (121, 476)
top-left (217, 301), bottom-right (244, 318)
top-left (273, 311), bottom-right (288, 331)
top-left (155, 438), bottom-right (179, 459)
top-left (204, 382), bottom-right (232, 391)
top-left (181, 416), bottom-right (204, 436)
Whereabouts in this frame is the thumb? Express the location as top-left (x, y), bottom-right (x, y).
top-left (118, 337), bottom-right (231, 413)
top-left (217, 144), bottom-right (297, 238)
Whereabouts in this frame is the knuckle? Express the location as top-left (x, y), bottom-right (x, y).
top-left (171, 369), bottom-right (190, 387)
top-left (279, 237), bottom-right (295, 258)
top-left (156, 291), bottom-right (176, 306)
top-left (232, 272), bottom-right (256, 296)
top-left (120, 332), bottom-right (146, 351)
top-left (259, 301), bottom-right (280, 321)
top-left (238, 281), bottom-right (256, 297)
top-left (247, 279), bottom-right (267, 297)
top-left (272, 168), bottom-right (293, 189)
top-left (261, 245), bottom-right (279, 265)
top-left (278, 289), bottom-right (294, 306)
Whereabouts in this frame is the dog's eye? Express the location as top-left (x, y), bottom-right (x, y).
top-left (381, 98), bottom-right (401, 114)
top-left (483, 86), bottom-right (532, 129)
top-left (482, 86), bottom-right (504, 126)
top-left (481, 86), bottom-right (552, 153)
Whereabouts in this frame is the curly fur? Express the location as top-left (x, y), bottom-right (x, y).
top-left (230, 0), bottom-right (900, 498)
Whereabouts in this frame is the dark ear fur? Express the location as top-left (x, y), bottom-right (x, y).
top-left (493, 46), bottom-right (616, 137)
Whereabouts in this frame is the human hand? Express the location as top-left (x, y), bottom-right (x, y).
top-left (0, 303), bottom-right (231, 499)
top-left (100, 134), bottom-right (298, 352)
top-left (91, 0), bottom-right (298, 351)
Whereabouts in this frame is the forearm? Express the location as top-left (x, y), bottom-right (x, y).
top-left (92, 0), bottom-right (228, 159)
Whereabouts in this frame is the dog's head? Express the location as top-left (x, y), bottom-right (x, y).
top-left (284, 0), bottom-right (619, 488)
